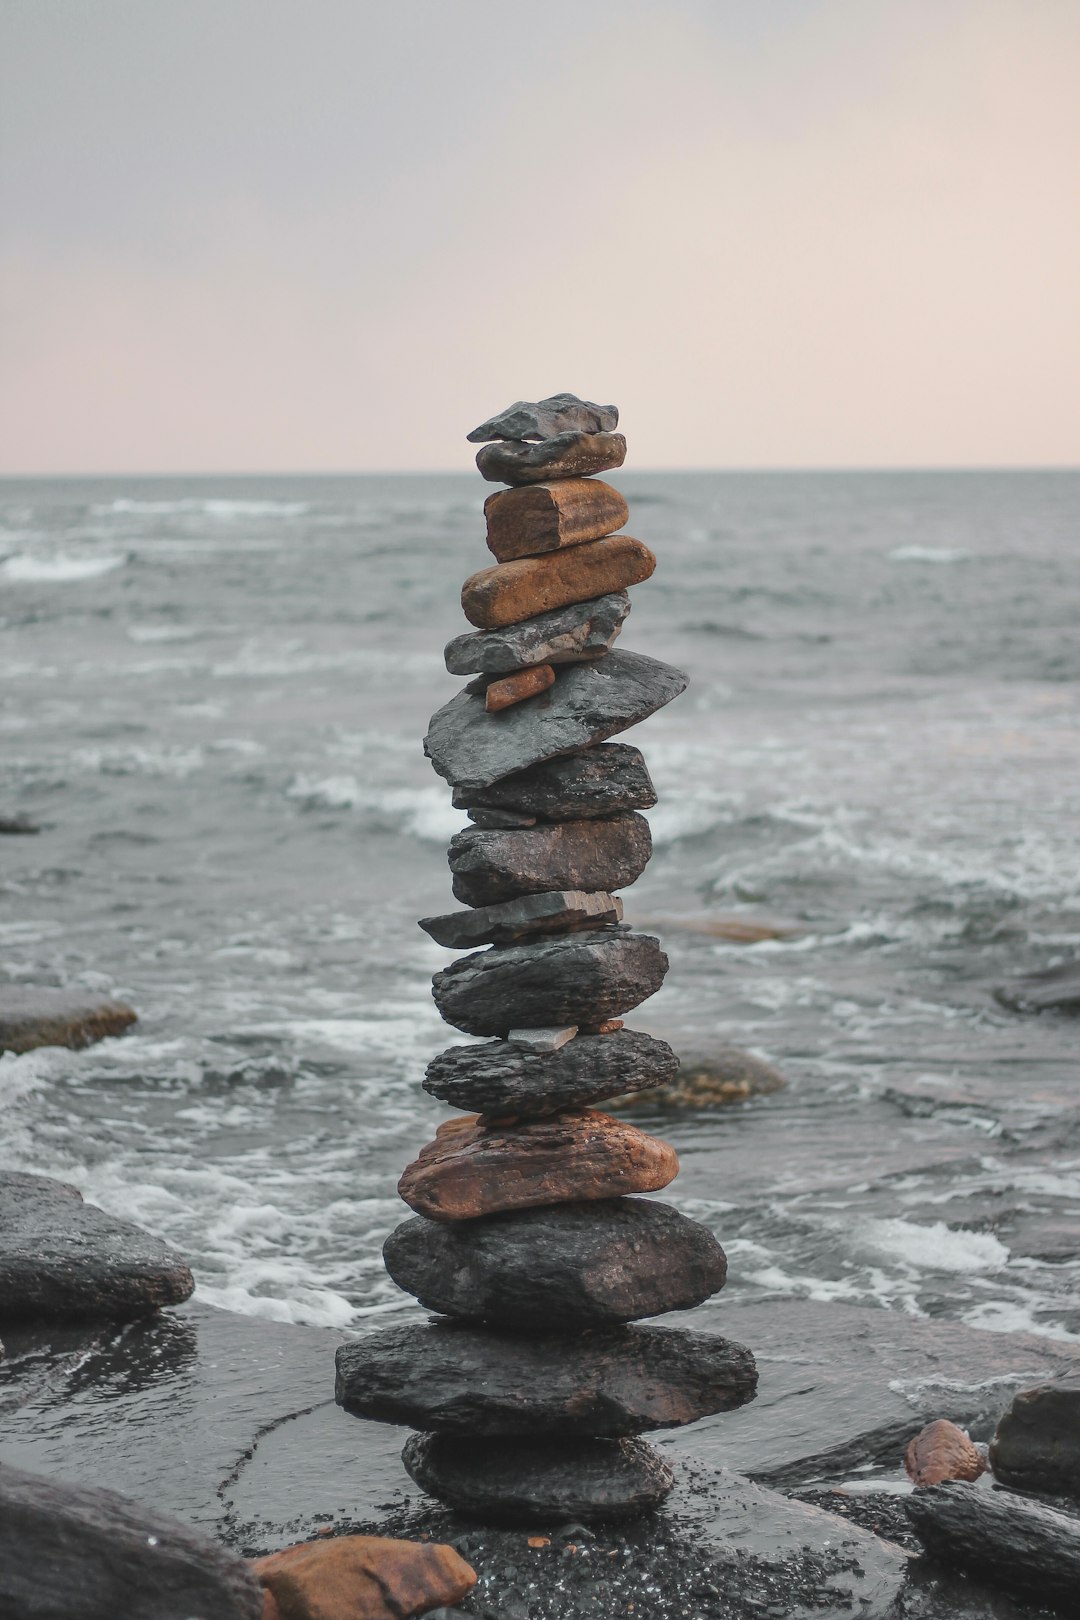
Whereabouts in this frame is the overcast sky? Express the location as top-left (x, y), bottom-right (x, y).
top-left (1, 0), bottom-right (1077, 474)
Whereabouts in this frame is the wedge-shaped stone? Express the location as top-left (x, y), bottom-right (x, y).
top-left (454, 741), bottom-right (658, 821)
top-left (425, 650), bottom-right (687, 791)
top-left (467, 394), bottom-right (619, 443)
top-left (335, 1319), bottom-right (758, 1436)
top-left (402, 1433), bottom-right (673, 1524)
top-left (484, 663), bottom-right (554, 712)
top-left (462, 534), bottom-right (653, 629)
top-left (476, 430), bottom-right (627, 486)
top-left (484, 478), bottom-right (628, 562)
top-left (431, 929), bottom-right (668, 1037)
top-left (444, 592), bottom-right (629, 676)
top-left (384, 1198), bottom-right (727, 1326)
top-left (424, 1027), bottom-right (678, 1115)
top-left (447, 814), bottom-right (651, 907)
top-left (419, 890), bottom-right (622, 950)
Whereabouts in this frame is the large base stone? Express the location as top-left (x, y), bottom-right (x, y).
top-left (423, 1028), bottom-right (679, 1116)
top-left (419, 890), bottom-right (621, 950)
top-left (447, 814), bottom-right (651, 907)
top-left (402, 1433), bottom-right (674, 1524)
top-left (453, 742), bottom-right (657, 821)
top-left (467, 395), bottom-right (619, 444)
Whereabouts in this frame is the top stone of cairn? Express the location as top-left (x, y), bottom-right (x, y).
top-left (467, 393), bottom-right (619, 443)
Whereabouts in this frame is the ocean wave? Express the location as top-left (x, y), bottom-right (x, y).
top-left (0, 551), bottom-right (127, 582)
top-left (888, 546), bottom-right (973, 563)
top-left (93, 497), bottom-right (309, 517)
top-left (284, 775), bottom-right (459, 842)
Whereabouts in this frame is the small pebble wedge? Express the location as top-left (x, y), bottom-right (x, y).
top-left (445, 592), bottom-right (629, 677)
top-left (424, 1028), bottom-right (679, 1116)
top-left (419, 890), bottom-right (622, 950)
top-left (397, 1109), bottom-right (678, 1221)
top-left (447, 814), bottom-right (651, 907)
top-left (467, 394), bottom-right (619, 443)
top-left (484, 478), bottom-right (628, 562)
top-left (484, 663), bottom-right (555, 712)
top-left (475, 430), bottom-right (626, 486)
top-left (454, 741), bottom-right (656, 821)
top-left (461, 534), bottom-right (653, 630)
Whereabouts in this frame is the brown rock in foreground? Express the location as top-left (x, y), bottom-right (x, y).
top-left (484, 663), bottom-right (555, 712)
top-left (475, 430), bottom-right (627, 486)
top-left (397, 1108), bottom-right (678, 1221)
top-left (904, 1419), bottom-right (987, 1486)
top-left (484, 478), bottom-right (629, 562)
top-left (0, 985), bottom-right (137, 1054)
top-left (251, 1535), bottom-right (476, 1620)
top-left (461, 534), bottom-right (655, 629)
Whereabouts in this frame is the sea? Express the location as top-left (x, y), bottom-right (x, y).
top-left (1, 469), bottom-right (1078, 1350)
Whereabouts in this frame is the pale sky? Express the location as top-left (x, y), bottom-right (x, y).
top-left (1, 0), bottom-right (1078, 474)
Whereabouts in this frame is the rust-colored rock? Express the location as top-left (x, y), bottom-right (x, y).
top-left (397, 1108), bottom-right (678, 1222)
top-left (904, 1419), bottom-right (987, 1486)
top-left (461, 535), bottom-right (656, 630)
top-left (251, 1535), bottom-right (476, 1620)
top-left (484, 478), bottom-right (629, 562)
top-left (0, 986), bottom-right (136, 1055)
top-left (484, 663), bottom-right (555, 712)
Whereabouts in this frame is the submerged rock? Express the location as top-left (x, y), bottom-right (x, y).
top-left (0, 985), bottom-right (136, 1054)
top-left (467, 394), bottom-right (619, 443)
top-left (453, 741), bottom-right (657, 821)
top-left (460, 534), bottom-right (653, 630)
top-left (251, 1534), bottom-right (476, 1620)
top-left (905, 1480), bottom-right (1080, 1609)
top-left (990, 1372), bottom-right (1080, 1496)
top-left (403, 1433), bottom-right (673, 1523)
top-left (444, 592), bottom-right (629, 676)
top-left (397, 1110), bottom-right (678, 1222)
top-left (904, 1419), bottom-right (986, 1485)
top-left (383, 1198), bottom-right (726, 1326)
top-left (607, 1047), bottom-right (788, 1111)
top-left (447, 814), bottom-right (651, 906)
top-left (0, 812), bottom-right (40, 834)
top-left (994, 960), bottom-right (1080, 1014)
top-left (483, 477), bottom-right (628, 561)
top-left (475, 430), bottom-right (627, 486)
top-left (423, 1028), bottom-right (679, 1116)
top-left (419, 890), bottom-right (622, 950)
top-left (335, 1319), bottom-right (758, 1436)
top-left (0, 1171), bottom-right (194, 1325)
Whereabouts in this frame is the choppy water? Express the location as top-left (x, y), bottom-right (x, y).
top-left (1, 470), bottom-right (1078, 1345)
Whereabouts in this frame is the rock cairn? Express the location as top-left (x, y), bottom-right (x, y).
top-left (335, 394), bottom-right (758, 1524)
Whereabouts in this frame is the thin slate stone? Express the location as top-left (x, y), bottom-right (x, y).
top-left (466, 394), bottom-right (619, 443)
top-left (475, 431), bottom-right (626, 486)
top-left (905, 1482), bottom-right (1080, 1611)
top-left (431, 929), bottom-right (668, 1037)
top-left (424, 650), bottom-right (687, 792)
top-left (465, 807), bottom-right (537, 829)
top-left (447, 814), bottom-right (651, 907)
top-left (453, 741), bottom-right (657, 821)
top-left (423, 1029), bottom-right (679, 1116)
top-left (444, 592), bottom-right (629, 677)
top-left (505, 1025), bottom-right (577, 1051)
top-left (484, 478), bottom-right (628, 562)
top-left (419, 890), bottom-right (622, 950)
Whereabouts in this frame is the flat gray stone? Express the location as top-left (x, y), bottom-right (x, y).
top-left (504, 1025), bottom-right (577, 1052)
top-left (423, 1028), bottom-right (679, 1115)
top-left (453, 741), bottom-right (657, 821)
top-left (447, 813), bottom-right (651, 907)
top-left (444, 592), bottom-right (629, 676)
top-left (994, 960), bottom-right (1080, 1014)
top-left (466, 394), bottom-right (619, 443)
top-left (425, 650), bottom-right (687, 791)
top-left (466, 807), bottom-right (537, 828)
top-left (906, 1481), bottom-right (1080, 1610)
top-left (419, 890), bottom-right (622, 950)
top-left (990, 1371), bottom-right (1080, 1496)
top-left (0, 986), bottom-right (136, 1054)
top-left (475, 431), bottom-right (627, 485)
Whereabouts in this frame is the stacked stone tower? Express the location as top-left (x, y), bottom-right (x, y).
top-left (335, 395), bottom-right (757, 1523)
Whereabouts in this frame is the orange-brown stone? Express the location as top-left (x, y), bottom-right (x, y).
top-left (461, 535), bottom-right (656, 630)
top-left (904, 1419), bottom-right (987, 1486)
top-left (485, 664), bottom-right (555, 712)
top-left (250, 1535), bottom-right (476, 1620)
top-left (484, 478), bottom-right (629, 562)
top-left (397, 1108), bottom-right (679, 1222)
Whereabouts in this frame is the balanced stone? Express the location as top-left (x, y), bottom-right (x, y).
top-left (402, 1433), bottom-right (673, 1524)
top-left (383, 1198), bottom-right (727, 1326)
top-left (397, 1110), bottom-right (678, 1221)
top-left (419, 890), bottom-right (622, 950)
top-left (476, 430), bottom-right (626, 486)
top-left (447, 814), bottom-right (651, 906)
top-left (462, 534), bottom-right (653, 629)
top-left (431, 929), bottom-right (668, 1036)
top-left (990, 1373), bottom-right (1080, 1496)
top-left (454, 741), bottom-right (657, 821)
top-left (444, 592), bottom-right (629, 676)
top-left (485, 664), bottom-right (554, 712)
top-left (467, 394), bottom-right (619, 443)
top-left (335, 1318), bottom-right (759, 1436)
top-left (425, 650), bottom-right (687, 790)
top-left (484, 478), bottom-right (628, 562)
top-left (467, 807), bottom-right (537, 828)
top-left (423, 1029), bottom-right (679, 1115)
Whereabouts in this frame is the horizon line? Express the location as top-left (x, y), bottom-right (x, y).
top-left (2, 462), bottom-right (1078, 481)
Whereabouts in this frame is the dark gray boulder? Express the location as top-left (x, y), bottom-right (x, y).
top-left (402, 1432), bottom-right (673, 1523)
top-left (447, 814), bottom-right (651, 907)
top-left (453, 741), bottom-right (657, 822)
top-left (335, 1319), bottom-right (757, 1436)
top-left (0, 1171), bottom-right (194, 1325)
top-left (425, 650), bottom-right (687, 791)
top-left (466, 394), bottom-right (619, 443)
top-left (419, 890), bottom-right (621, 950)
top-left (475, 431), bottom-right (626, 486)
top-left (990, 1372), bottom-right (1080, 1496)
top-left (383, 1198), bottom-right (727, 1327)
top-left (423, 1028), bottom-right (680, 1115)
top-left (431, 930), bottom-right (668, 1037)
top-left (444, 592), bottom-right (629, 675)
top-left (994, 961), bottom-right (1080, 1014)
top-left (0, 1463), bottom-right (263, 1620)
top-left (905, 1480), bottom-right (1080, 1609)
top-left (0, 985), bottom-right (136, 1054)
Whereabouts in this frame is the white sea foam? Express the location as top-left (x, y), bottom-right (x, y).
top-left (888, 546), bottom-right (972, 563)
top-left (854, 1217), bottom-right (1010, 1274)
top-left (284, 775), bottom-right (459, 842)
top-left (94, 497), bottom-right (308, 517)
top-left (126, 624), bottom-right (204, 643)
top-left (1, 551), bottom-right (126, 582)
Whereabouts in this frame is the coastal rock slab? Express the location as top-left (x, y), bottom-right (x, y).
top-left (989, 1372), bottom-right (1080, 1496)
top-left (383, 1198), bottom-right (726, 1326)
top-left (251, 1535), bottom-right (476, 1620)
top-left (0, 1171), bottom-right (194, 1325)
top-left (0, 1463), bottom-right (263, 1620)
top-left (425, 651), bottom-right (687, 791)
top-left (906, 1481), bottom-right (1080, 1609)
top-left (0, 985), bottom-right (136, 1054)
top-left (424, 1028), bottom-right (679, 1115)
top-left (994, 960), bottom-right (1080, 1014)
top-left (397, 1110), bottom-right (678, 1221)
top-left (467, 394), bottom-right (619, 443)
top-left (403, 1433), bottom-right (673, 1524)
top-left (431, 930), bottom-right (668, 1037)
top-left (447, 814), bottom-right (651, 907)
top-left (484, 478), bottom-right (628, 561)
top-left (475, 430), bottom-right (626, 486)
top-left (335, 1319), bottom-right (758, 1436)
top-left (444, 592), bottom-right (629, 676)
top-left (454, 741), bottom-right (657, 820)
top-left (461, 534), bottom-right (653, 629)
top-left (419, 890), bottom-right (622, 950)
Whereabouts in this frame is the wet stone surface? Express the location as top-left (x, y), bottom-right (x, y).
top-left (453, 740), bottom-right (656, 821)
top-left (474, 431), bottom-right (627, 486)
top-left (423, 1028), bottom-right (680, 1116)
top-left (444, 592), bottom-right (629, 676)
top-left (447, 815), bottom-right (651, 907)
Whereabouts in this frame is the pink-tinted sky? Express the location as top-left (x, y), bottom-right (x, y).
top-left (1, 0), bottom-right (1078, 474)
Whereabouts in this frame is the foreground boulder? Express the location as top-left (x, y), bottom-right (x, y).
top-left (0, 1171), bottom-right (194, 1324)
top-left (906, 1480), bottom-right (1080, 1609)
top-left (0, 985), bottom-right (136, 1054)
top-left (990, 1372), bottom-right (1080, 1496)
top-left (336, 1319), bottom-right (758, 1436)
top-left (474, 429), bottom-right (627, 485)
top-left (447, 814), bottom-right (651, 906)
top-left (453, 740), bottom-right (657, 820)
top-left (0, 1462), bottom-right (262, 1620)
top-left (251, 1535), bottom-right (476, 1620)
